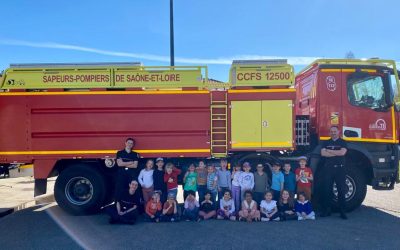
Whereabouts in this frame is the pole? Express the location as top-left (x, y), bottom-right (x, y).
top-left (170, 0), bottom-right (175, 66)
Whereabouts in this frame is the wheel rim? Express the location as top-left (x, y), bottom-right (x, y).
top-left (333, 175), bottom-right (356, 201)
top-left (65, 177), bottom-right (94, 205)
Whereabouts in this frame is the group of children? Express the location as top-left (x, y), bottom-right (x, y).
top-left (107, 156), bottom-right (316, 224)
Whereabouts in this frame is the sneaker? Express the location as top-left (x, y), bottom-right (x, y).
top-left (171, 218), bottom-right (175, 222)
top-left (298, 216), bottom-right (304, 221)
top-left (273, 217), bottom-right (280, 221)
top-left (261, 217), bottom-right (269, 222)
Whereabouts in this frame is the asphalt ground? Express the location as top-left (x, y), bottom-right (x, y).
top-left (0, 185), bottom-right (399, 250)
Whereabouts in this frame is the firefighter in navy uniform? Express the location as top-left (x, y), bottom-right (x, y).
top-left (320, 126), bottom-right (348, 220)
top-left (115, 138), bottom-right (140, 198)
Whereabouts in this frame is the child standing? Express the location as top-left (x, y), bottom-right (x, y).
top-left (183, 163), bottom-right (198, 201)
top-left (164, 163), bottom-right (182, 199)
top-left (145, 191), bottom-right (162, 222)
top-left (196, 160), bottom-right (208, 203)
top-left (231, 164), bottom-right (242, 212)
top-left (240, 162), bottom-right (254, 201)
top-left (160, 193), bottom-right (179, 222)
top-left (295, 156), bottom-right (313, 201)
top-left (182, 190), bottom-right (200, 221)
top-left (260, 191), bottom-right (280, 222)
top-left (278, 189), bottom-right (297, 221)
top-left (198, 191), bottom-right (216, 221)
top-left (153, 157), bottom-right (167, 203)
top-left (138, 159), bottom-right (154, 203)
top-left (206, 165), bottom-right (218, 204)
top-left (271, 162), bottom-right (284, 201)
top-left (283, 162), bottom-right (296, 198)
top-left (217, 159), bottom-right (232, 203)
top-left (238, 191), bottom-right (260, 222)
top-left (217, 190), bottom-right (236, 221)
top-left (253, 163), bottom-right (269, 206)
top-left (295, 192), bottom-right (316, 220)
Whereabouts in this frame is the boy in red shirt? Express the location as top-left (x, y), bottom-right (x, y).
top-left (295, 156), bottom-right (313, 201)
top-left (164, 163), bottom-right (182, 199)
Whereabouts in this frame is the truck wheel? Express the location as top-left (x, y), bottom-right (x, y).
top-left (333, 166), bottom-right (367, 212)
top-left (54, 164), bottom-right (106, 215)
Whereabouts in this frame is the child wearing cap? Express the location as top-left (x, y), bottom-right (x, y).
top-left (183, 163), bottom-right (198, 201)
top-left (271, 162), bottom-right (284, 201)
top-left (198, 191), bottom-right (216, 221)
top-left (240, 162), bottom-right (255, 201)
top-left (164, 163), bottom-right (182, 199)
top-left (145, 191), bottom-right (162, 222)
top-left (138, 159), bottom-right (155, 204)
top-left (160, 193), bottom-right (179, 222)
top-left (153, 157), bottom-right (167, 203)
top-left (283, 162), bottom-right (296, 198)
top-left (295, 156), bottom-right (313, 201)
top-left (182, 190), bottom-right (200, 221)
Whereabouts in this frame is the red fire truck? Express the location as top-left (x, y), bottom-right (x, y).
top-left (0, 59), bottom-right (398, 214)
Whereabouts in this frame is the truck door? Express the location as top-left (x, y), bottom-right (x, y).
top-left (341, 69), bottom-right (395, 142)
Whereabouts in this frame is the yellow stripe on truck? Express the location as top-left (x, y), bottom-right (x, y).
top-left (0, 149), bottom-right (211, 155)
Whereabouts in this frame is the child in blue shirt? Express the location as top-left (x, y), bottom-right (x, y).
top-left (295, 192), bottom-right (315, 220)
top-left (271, 162), bottom-right (284, 201)
top-left (283, 162), bottom-right (296, 198)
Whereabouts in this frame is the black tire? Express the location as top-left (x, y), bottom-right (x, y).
top-left (54, 164), bottom-right (107, 215)
top-left (315, 165), bottom-right (367, 212)
top-left (337, 166), bottom-right (367, 212)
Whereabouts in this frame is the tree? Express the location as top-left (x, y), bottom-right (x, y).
top-left (345, 51), bottom-right (355, 59)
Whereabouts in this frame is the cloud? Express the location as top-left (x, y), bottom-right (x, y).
top-left (0, 39), bottom-right (319, 65)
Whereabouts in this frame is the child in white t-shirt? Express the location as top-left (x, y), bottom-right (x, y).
top-left (260, 191), bottom-right (280, 222)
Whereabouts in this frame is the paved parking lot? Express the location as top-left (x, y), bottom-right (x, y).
top-left (0, 185), bottom-right (399, 250)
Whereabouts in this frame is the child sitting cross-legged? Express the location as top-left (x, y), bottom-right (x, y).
top-left (160, 193), bottom-right (179, 222)
top-left (260, 190), bottom-right (280, 222)
top-left (182, 190), bottom-right (200, 221)
top-left (295, 192), bottom-right (316, 220)
top-left (145, 191), bottom-right (162, 223)
top-left (217, 190), bottom-right (236, 221)
top-left (198, 191), bottom-right (216, 221)
top-left (238, 190), bottom-right (260, 222)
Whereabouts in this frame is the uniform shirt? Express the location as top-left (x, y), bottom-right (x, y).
top-left (184, 172), bottom-right (198, 191)
top-left (271, 171), bottom-right (284, 191)
top-left (260, 200), bottom-right (277, 214)
top-left (116, 149), bottom-right (140, 179)
top-left (116, 189), bottom-right (140, 211)
top-left (322, 138), bottom-right (348, 166)
top-left (232, 170), bottom-right (242, 187)
top-left (207, 172), bottom-right (218, 192)
top-left (283, 171), bottom-right (297, 192)
top-left (138, 169), bottom-right (154, 188)
top-left (240, 172), bottom-right (255, 190)
top-left (254, 171), bottom-right (269, 193)
top-left (196, 167), bottom-right (208, 186)
top-left (295, 167), bottom-right (313, 188)
top-left (217, 169), bottom-right (232, 189)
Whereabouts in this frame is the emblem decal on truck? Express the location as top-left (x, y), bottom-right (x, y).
top-left (369, 119), bottom-right (387, 130)
top-left (326, 76), bottom-right (336, 91)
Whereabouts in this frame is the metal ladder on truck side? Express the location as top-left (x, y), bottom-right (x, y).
top-left (210, 91), bottom-right (228, 158)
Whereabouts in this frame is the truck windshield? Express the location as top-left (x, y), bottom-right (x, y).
top-left (390, 71), bottom-right (400, 110)
top-left (347, 72), bottom-right (389, 111)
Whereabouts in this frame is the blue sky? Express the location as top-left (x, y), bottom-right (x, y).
top-left (0, 0), bottom-right (399, 81)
